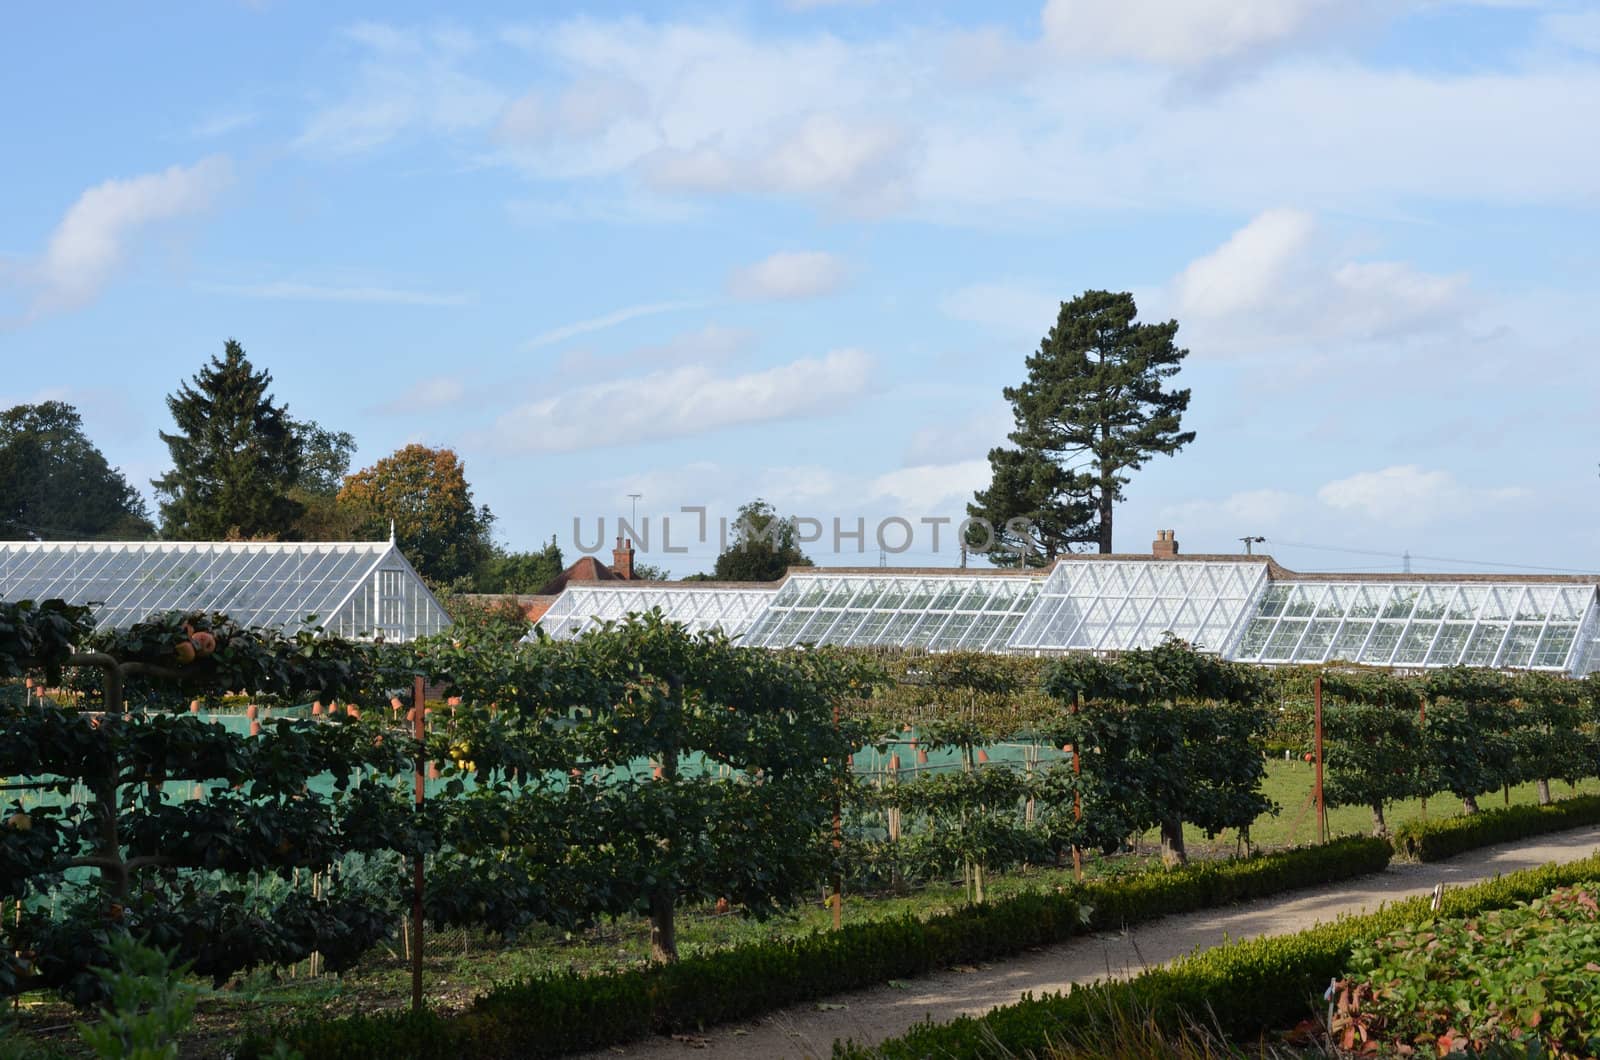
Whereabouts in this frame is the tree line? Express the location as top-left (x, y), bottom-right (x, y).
top-left (0, 341), bottom-right (562, 594)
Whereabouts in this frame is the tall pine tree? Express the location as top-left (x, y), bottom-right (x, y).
top-left (969, 290), bottom-right (1193, 563)
top-left (153, 340), bottom-right (303, 539)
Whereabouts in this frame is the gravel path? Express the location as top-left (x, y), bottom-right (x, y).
top-left (576, 825), bottom-right (1600, 1059)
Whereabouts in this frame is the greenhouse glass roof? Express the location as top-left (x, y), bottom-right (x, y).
top-left (1007, 559), bottom-right (1267, 654)
top-left (0, 540), bottom-right (449, 641)
top-left (533, 584), bottom-right (773, 640)
top-left (740, 572), bottom-right (1040, 651)
top-left (1231, 581), bottom-right (1599, 672)
top-left (521, 552), bottom-right (1600, 675)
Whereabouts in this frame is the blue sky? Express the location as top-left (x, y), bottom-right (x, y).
top-left (3, 0), bottom-right (1598, 577)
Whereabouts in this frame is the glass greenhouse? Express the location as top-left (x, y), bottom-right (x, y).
top-left (733, 572), bottom-right (1041, 651)
top-left (533, 584), bottom-right (773, 640)
top-left (1232, 580), bottom-right (1600, 673)
top-left (1007, 559), bottom-right (1266, 654)
top-left (0, 540), bottom-right (450, 641)
top-left (530, 555), bottom-right (1600, 676)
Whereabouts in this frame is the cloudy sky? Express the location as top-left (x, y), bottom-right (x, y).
top-left (3, 1), bottom-right (1598, 576)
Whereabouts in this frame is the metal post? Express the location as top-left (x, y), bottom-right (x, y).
top-left (1419, 697), bottom-right (1427, 822)
top-left (411, 675), bottom-right (425, 1013)
top-left (1314, 676), bottom-right (1326, 845)
top-left (831, 701), bottom-right (843, 931)
top-left (1071, 692), bottom-right (1083, 881)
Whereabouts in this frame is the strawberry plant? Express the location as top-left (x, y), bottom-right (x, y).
top-left (1336, 884), bottom-right (1600, 1057)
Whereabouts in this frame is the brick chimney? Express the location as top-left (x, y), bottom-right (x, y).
top-left (1152, 529), bottom-right (1180, 558)
top-left (612, 536), bottom-right (635, 580)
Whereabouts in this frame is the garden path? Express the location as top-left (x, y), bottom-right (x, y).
top-left (575, 825), bottom-right (1600, 1059)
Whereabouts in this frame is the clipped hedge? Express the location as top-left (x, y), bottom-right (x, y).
top-left (1391, 795), bottom-right (1600, 862)
top-left (843, 852), bottom-right (1600, 1059)
top-left (237, 837), bottom-right (1390, 1059)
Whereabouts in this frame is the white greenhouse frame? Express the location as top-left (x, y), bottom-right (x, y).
top-left (0, 540), bottom-right (450, 642)
top-left (739, 572), bottom-right (1041, 651)
top-left (533, 584), bottom-right (773, 640)
top-left (518, 556), bottom-right (1600, 676)
top-left (1231, 580), bottom-right (1599, 673)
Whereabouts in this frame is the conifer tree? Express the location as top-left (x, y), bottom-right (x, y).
top-left (153, 340), bottom-right (303, 539)
top-left (969, 290), bottom-right (1194, 562)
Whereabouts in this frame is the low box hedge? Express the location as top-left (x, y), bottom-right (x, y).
top-left (1390, 794), bottom-right (1600, 862)
top-left (238, 837), bottom-right (1389, 1059)
top-left (843, 852), bottom-right (1600, 1059)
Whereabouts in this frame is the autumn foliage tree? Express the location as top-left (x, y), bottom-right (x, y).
top-left (337, 444), bottom-right (493, 585)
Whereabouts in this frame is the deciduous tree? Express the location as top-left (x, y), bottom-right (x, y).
top-left (337, 444), bottom-right (493, 585)
top-left (0, 402), bottom-right (153, 540)
top-left (712, 499), bottom-right (813, 582)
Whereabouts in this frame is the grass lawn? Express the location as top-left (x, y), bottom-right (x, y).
top-left (1168, 758), bottom-right (1600, 854)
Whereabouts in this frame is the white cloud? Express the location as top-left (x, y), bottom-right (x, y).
top-left (523, 300), bottom-right (702, 350)
top-left (940, 282), bottom-right (1059, 338)
top-left (190, 111), bottom-right (258, 138)
top-left (1041, 0), bottom-right (1348, 68)
top-left (1317, 465), bottom-right (1526, 526)
top-left (1173, 208), bottom-right (1316, 318)
top-left (373, 376), bottom-right (467, 414)
top-left (1159, 488), bottom-right (1315, 537)
top-left (297, 24), bottom-right (504, 154)
top-left (492, 349), bottom-right (873, 452)
top-left (556, 323), bottom-right (751, 379)
top-left (1169, 208), bottom-right (1468, 355)
top-left (25, 157), bottom-right (232, 316)
top-left (199, 281), bottom-right (472, 306)
top-left (869, 459), bottom-right (991, 510)
top-left (646, 113), bottom-right (914, 213)
top-left (903, 401), bottom-right (1014, 465)
top-left (728, 250), bottom-right (846, 301)
top-left (1542, 10), bottom-right (1600, 53)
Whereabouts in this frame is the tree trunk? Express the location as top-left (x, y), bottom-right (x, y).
top-left (1538, 778), bottom-right (1552, 806)
top-left (1462, 794), bottom-right (1480, 815)
top-left (1159, 816), bottom-right (1186, 867)
top-left (1099, 479), bottom-right (1114, 554)
top-left (649, 676), bottom-right (683, 963)
top-left (1370, 802), bottom-right (1388, 837)
top-left (649, 887), bottom-right (677, 963)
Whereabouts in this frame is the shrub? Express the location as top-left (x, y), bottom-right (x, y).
top-left (845, 853), bottom-right (1600, 1059)
top-left (1333, 884), bottom-right (1600, 1056)
top-left (240, 838), bottom-right (1389, 1059)
top-left (1391, 795), bottom-right (1600, 862)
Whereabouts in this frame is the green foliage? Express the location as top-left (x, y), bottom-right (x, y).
top-left (846, 851), bottom-right (1600, 1060)
top-left (1320, 703), bottom-right (1422, 832)
top-left (288, 419), bottom-right (356, 497)
top-left (0, 599), bottom-right (96, 681)
top-left (240, 837), bottom-right (1390, 1060)
top-left (152, 340), bottom-right (304, 540)
top-left (1392, 795), bottom-right (1600, 862)
top-left (470, 536), bottom-right (564, 594)
top-left (711, 498), bottom-right (813, 582)
top-left (0, 401), bottom-right (154, 541)
top-left (1044, 641), bottom-right (1273, 860)
top-left (1338, 885), bottom-right (1600, 1056)
top-left (74, 936), bottom-right (197, 1060)
top-left (968, 289), bottom-right (1194, 561)
top-left (1, 608), bottom-right (410, 1004)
